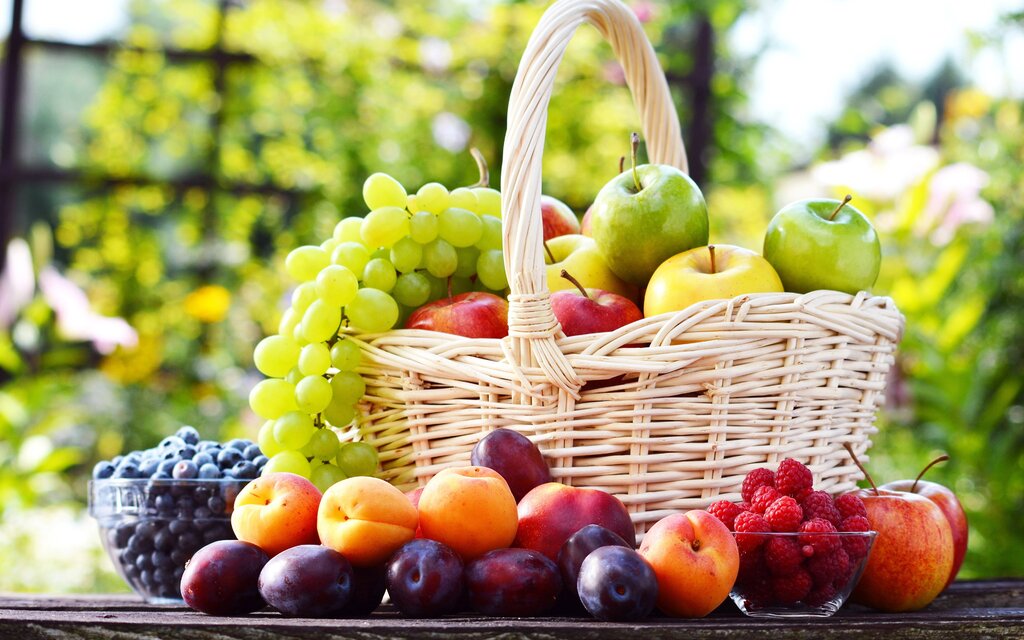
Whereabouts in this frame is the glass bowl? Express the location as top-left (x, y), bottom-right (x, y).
top-left (89, 478), bottom-right (249, 604)
top-left (730, 530), bottom-right (877, 617)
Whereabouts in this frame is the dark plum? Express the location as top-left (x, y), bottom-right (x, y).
top-left (470, 428), bottom-right (551, 502)
top-left (386, 539), bottom-right (464, 617)
top-left (180, 540), bottom-right (268, 615)
top-left (336, 563), bottom-right (387, 617)
top-left (465, 548), bottom-right (561, 616)
top-left (557, 524), bottom-right (632, 603)
top-left (258, 545), bottom-right (353, 617)
top-left (577, 546), bottom-right (657, 622)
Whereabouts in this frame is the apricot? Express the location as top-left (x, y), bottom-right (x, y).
top-left (231, 472), bottom-right (321, 556)
top-left (317, 476), bottom-right (419, 567)
top-left (418, 466), bottom-right (518, 561)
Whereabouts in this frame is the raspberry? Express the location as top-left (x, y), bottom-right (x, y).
top-left (764, 496), bottom-right (803, 532)
top-left (737, 573), bottom-right (773, 608)
top-left (741, 467), bottom-right (776, 503)
top-left (839, 514), bottom-right (872, 560)
top-left (801, 490), bottom-right (842, 527)
top-left (835, 493), bottom-right (868, 520)
top-left (734, 511), bottom-right (770, 553)
top-left (792, 486), bottom-right (813, 502)
top-left (751, 485), bottom-right (782, 514)
top-left (807, 547), bottom-right (851, 587)
top-left (738, 501), bottom-right (752, 512)
top-left (772, 568), bottom-right (813, 604)
top-left (738, 547), bottom-right (766, 579)
top-left (707, 500), bottom-right (744, 531)
top-left (775, 458), bottom-right (813, 497)
top-left (798, 517), bottom-right (840, 555)
top-left (764, 535), bottom-right (803, 576)
top-left (804, 583), bottom-right (838, 607)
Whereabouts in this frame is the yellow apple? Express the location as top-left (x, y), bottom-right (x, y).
top-left (644, 244), bottom-right (783, 317)
top-left (545, 235), bottom-right (637, 300)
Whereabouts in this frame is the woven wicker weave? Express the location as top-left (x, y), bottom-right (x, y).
top-left (347, 0), bottom-right (905, 537)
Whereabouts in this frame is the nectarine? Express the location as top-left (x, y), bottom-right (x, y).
top-left (418, 466), bottom-right (518, 561)
top-left (317, 476), bottom-right (419, 567)
top-left (231, 472), bottom-right (321, 556)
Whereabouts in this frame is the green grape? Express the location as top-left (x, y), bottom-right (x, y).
top-left (405, 193), bottom-right (420, 213)
top-left (396, 303), bottom-right (414, 328)
top-left (323, 400), bottom-right (356, 428)
top-left (285, 366), bottom-right (303, 385)
top-left (409, 211), bottom-right (439, 244)
top-left (333, 216), bottom-right (364, 244)
top-left (295, 375), bottom-right (332, 413)
top-left (476, 249), bottom-right (509, 291)
top-left (320, 238), bottom-right (339, 254)
top-left (390, 237), bottom-right (423, 274)
top-left (362, 257), bottom-right (397, 292)
top-left (363, 172), bottom-right (407, 210)
top-left (423, 238), bottom-right (457, 278)
top-left (371, 246), bottom-right (390, 260)
top-left (331, 370), bottom-right (366, 405)
top-left (253, 334), bottom-right (301, 378)
top-left (476, 215), bottom-right (503, 251)
top-left (273, 411), bottom-right (316, 450)
top-left (454, 246), bottom-right (480, 278)
top-left (416, 182), bottom-right (450, 214)
top-left (310, 461), bottom-right (347, 492)
top-left (300, 299), bottom-right (342, 343)
top-left (449, 187), bottom-right (480, 212)
top-left (298, 342), bottom-right (331, 376)
top-left (450, 276), bottom-right (474, 296)
top-left (285, 245), bottom-right (330, 282)
top-left (332, 241), bottom-right (371, 275)
top-left (330, 339), bottom-right (361, 371)
top-left (277, 308), bottom-right (299, 336)
top-left (361, 207), bottom-right (410, 248)
top-left (257, 420), bottom-right (286, 457)
top-left (291, 322), bottom-right (309, 346)
top-left (392, 272), bottom-right (431, 308)
top-left (263, 450), bottom-right (312, 478)
top-left (316, 264), bottom-right (358, 306)
top-left (346, 288), bottom-right (399, 333)
top-left (249, 379), bottom-right (298, 419)
top-left (291, 281), bottom-right (318, 311)
top-left (438, 208), bottom-right (483, 247)
top-left (474, 187), bottom-right (502, 217)
top-left (427, 274), bottom-right (448, 301)
top-left (302, 427), bottom-right (341, 460)
top-left (336, 441), bottom-right (379, 477)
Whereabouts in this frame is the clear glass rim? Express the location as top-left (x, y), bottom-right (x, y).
top-left (731, 530), bottom-right (877, 538)
top-left (89, 477), bottom-right (250, 488)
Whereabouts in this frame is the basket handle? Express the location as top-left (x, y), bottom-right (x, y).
top-left (500, 0), bottom-right (688, 396)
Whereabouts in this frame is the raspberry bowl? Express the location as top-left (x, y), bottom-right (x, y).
top-left (730, 530), bottom-right (877, 617)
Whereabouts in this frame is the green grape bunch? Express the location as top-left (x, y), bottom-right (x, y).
top-left (248, 151), bottom-right (508, 490)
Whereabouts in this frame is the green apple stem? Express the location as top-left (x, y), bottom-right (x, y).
top-left (910, 454), bottom-right (950, 492)
top-left (468, 147), bottom-right (489, 188)
top-left (619, 155), bottom-right (625, 174)
top-left (708, 245), bottom-right (717, 274)
top-left (843, 442), bottom-right (880, 495)
top-left (630, 132), bottom-right (641, 193)
top-left (544, 240), bottom-right (555, 264)
top-left (560, 269), bottom-right (591, 300)
top-left (829, 194), bottom-right (853, 221)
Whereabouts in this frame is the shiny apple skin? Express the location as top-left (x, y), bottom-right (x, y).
top-left (550, 287), bottom-right (643, 336)
top-left (405, 292), bottom-right (508, 338)
top-left (881, 479), bottom-right (968, 589)
top-left (540, 195), bottom-right (581, 241)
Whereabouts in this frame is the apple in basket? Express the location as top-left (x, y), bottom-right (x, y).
top-left (550, 270), bottom-right (643, 336)
top-left (544, 234), bottom-right (637, 300)
top-left (405, 291), bottom-right (509, 338)
top-left (644, 244), bottom-right (784, 317)
top-left (763, 194), bottom-right (881, 295)
top-left (541, 195), bottom-right (581, 241)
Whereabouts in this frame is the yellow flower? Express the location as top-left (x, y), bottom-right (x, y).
top-left (184, 285), bottom-right (231, 323)
top-left (100, 333), bottom-right (163, 384)
top-left (945, 88), bottom-right (991, 123)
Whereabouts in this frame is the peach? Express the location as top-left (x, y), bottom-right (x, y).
top-left (317, 476), bottom-right (418, 567)
top-left (231, 472), bottom-right (321, 557)
top-left (418, 466), bottom-right (518, 561)
top-left (516, 482), bottom-right (635, 561)
top-left (406, 487), bottom-right (425, 538)
top-left (638, 510), bottom-right (739, 617)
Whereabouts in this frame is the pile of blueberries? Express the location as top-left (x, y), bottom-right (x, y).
top-left (90, 426), bottom-right (269, 602)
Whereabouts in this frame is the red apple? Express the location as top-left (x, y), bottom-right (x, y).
top-left (541, 195), bottom-right (581, 241)
top-left (405, 292), bottom-right (508, 338)
top-left (580, 205), bottom-right (595, 237)
top-left (515, 483), bottom-right (635, 561)
top-left (880, 455), bottom-right (967, 589)
top-left (551, 270), bottom-right (643, 336)
top-left (638, 510), bottom-right (739, 617)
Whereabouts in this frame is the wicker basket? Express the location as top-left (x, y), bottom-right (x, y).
top-left (347, 0), bottom-right (905, 537)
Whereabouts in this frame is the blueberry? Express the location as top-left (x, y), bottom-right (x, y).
top-left (172, 460), bottom-right (199, 479)
top-left (169, 520), bottom-right (189, 535)
top-left (160, 436), bottom-right (186, 450)
top-left (93, 461), bottom-right (116, 480)
top-left (176, 426), bottom-right (200, 445)
top-left (170, 548), bottom-right (188, 565)
top-left (243, 443), bottom-right (262, 460)
top-left (135, 553), bottom-right (154, 572)
top-left (226, 439), bottom-right (249, 452)
top-left (176, 531), bottom-right (201, 553)
top-left (231, 461), bottom-right (257, 480)
top-left (198, 463), bottom-right (221, 479)
top-left (152, 552), bottom-right (174, 570)
top-left (192, 452), bottom-right (214, 467)
top-left (252, 455), bottom-right (269, 469)
top-left (217, 448), bottom-right (243, 468)
top-left (180, 445), bottom-right (197, 459)
top-left (197, 440), bottom-right (219, 451)
top-left (128, 533), bottom-right (154, 555)
top-left (157, 459), bottom-right (178, 476)
top-left (112, 455), bottom-right (124, 466)
top-left (114, 524), bottom-right (134, 548)
top-left (140, 459), bottom-right (160, 478)
top-left (193, 506), bottom-right (212, 520)
top-left (153, 530), bottom-right (174, 551)
top-left (155, 494), bottom-right (175, 513)
top-left (207, 496), bottom-right (226, 514)
top-left (154, 567), bottom-right (173, 586)
top-left (162, 449), bottom-right (182, 461)
top-left (136, 521), bottom-right (158, 539)
top-left (113, 463), bottom-right (140, 479)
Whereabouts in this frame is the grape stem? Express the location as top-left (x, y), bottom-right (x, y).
top-left (469, 148), bottom-right (489, 188)
top-left (829, 194), bottom-right (853, 221)
top-left (560, 269), bottom-right (591, 300)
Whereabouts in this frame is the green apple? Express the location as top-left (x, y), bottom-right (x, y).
top-left (545, 234), bottom-right (637, 300)
top-left (589, 135), bottom-right (709, 286)
top-left (763, 195), bottom-right (881, 294)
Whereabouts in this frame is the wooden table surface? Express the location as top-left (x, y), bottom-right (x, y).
top-left (1, 579), bottom-right (1021, 639)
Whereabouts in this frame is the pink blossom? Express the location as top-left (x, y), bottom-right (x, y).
top-left (0, 238), bottom-right (35, 330)
top-left (38, 267), bottom-right (138, 354)
top-left (632, 1), bottom-right (656, 23)
top-left (918, 162), bottom-right (993, 246)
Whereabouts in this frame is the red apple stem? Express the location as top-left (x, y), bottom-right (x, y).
top-left (469, 147), bottom-right (489, 188)
top-left (708, 245), bottom-right (717, 274)
top-left (843, 442), bottom-right (879, 495)
top-left (544, 240), bottom-right (556, 264)
top-left (630, 132), bottom-right (641, 193)
top-left (560, 269), bottom-right (591, 301)
top-left (911, 454), bottom-right (950, 492)
top-left (829, 194), bottom-right (853, 221)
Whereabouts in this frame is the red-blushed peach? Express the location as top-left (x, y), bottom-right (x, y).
top-left (638, 510), bottom-right (739, 617)
top-left (317, 476), bottom-right (418, 567)
top-left (230, 472), bottom-right (321, 557)
top-left (516, 482), bottom-right (635, 561)
top-left (418, 466), bottom-right (518, 561)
